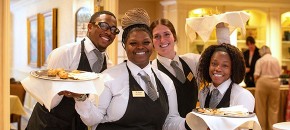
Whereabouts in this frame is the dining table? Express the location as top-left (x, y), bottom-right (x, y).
top-left (10, 95), bottom-right (26, 130)
top-left (10, 95), bottom-right (26, 116)
top-left (246, 86), bottom-right (289, 122)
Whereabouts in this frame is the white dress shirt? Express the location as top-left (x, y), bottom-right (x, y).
top-left (152, 53), bottom-right (200, 80)
top-left (254, 54), bottom-right (281, 78)
top-left (198, 79), bottom-right (255, 112)
top-left (46, 37), bottom-right (110, 109)
top-left (75, 61), bottom-right (186, 130)
top-left (46, 37), bottom-right (108, 70)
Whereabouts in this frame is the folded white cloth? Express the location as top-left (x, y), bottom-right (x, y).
top-left (21, 74), bottom-right (104, 111)
top-left (186, 106), bottom-right (262, 130)
top-left (185, 11), bottom-right (250, 43)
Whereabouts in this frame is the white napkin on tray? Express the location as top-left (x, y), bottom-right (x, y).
top-left (21, 73), bottom-right (104, 111)
top-left (186, 105), bottom-right (262, 130)
top-left (185, 11), bottom-right (250, 43)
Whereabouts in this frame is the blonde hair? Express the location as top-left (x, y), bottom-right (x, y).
top-left (259, 45), bottom-right (271, 56)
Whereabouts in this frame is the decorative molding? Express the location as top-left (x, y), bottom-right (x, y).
top-left (10, 0), bottom-right (39, 10)
top-left (160, 0), bottom-right (176, 6)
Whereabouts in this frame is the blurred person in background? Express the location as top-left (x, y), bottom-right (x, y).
top-left (254, 45), bottom-right (281, 130)
top-left (243, 36), bottom-right (261, 87)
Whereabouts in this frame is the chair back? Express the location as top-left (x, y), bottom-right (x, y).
top-left (10, 79), bottom-right (26, 130)
top-left (10, 82), bottom-right (26, 104)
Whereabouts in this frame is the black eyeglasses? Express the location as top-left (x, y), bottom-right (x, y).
top-left (92, 22), bottom-right (120, 35)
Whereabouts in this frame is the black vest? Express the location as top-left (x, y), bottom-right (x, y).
top-left (26, 38), bottom-right (107, 130)
top-left (96, 64), bottom-right (169, 130)
top-left (157, 57), bottom-right (198, 117)
top-left (204, 82), bottom-right (234, 108)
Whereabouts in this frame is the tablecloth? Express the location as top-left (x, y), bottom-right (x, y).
top-left (10, 95), bottom-right (26, 116)
top-left (272, 122), bottom-right (290, 130)
top-left (246, 87), bottom-right (289, 122)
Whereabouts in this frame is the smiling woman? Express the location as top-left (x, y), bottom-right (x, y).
top-left (74, 8), bottom-right (188, 130)
top-left (124, 30), bottom-right (153, 68)
top-left (120, 8), bottom-right (153, 69)
top-left (197, 43), bottom-right (255, 112)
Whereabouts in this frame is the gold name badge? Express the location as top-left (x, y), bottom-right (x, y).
top-left (187, 72), bottom-right (194, 81)
top-left (132, 91), bottom-right (145, 97)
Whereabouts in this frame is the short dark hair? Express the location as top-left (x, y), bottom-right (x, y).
top-left (122, 24), bottom-right (152, 48)
top-left (150, 18), bottom-right (177, 42)
top-left (246, 36), bottom-right (255, 45)
top-left (89, 10), bottom-right (116, 23)
top-left (197, 43), bottom-right (246, 85)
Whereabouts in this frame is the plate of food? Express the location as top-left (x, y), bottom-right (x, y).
top-left (193, 108), bottom-right (255, 118)
top-left (30, 68), bottom-right (100, 81)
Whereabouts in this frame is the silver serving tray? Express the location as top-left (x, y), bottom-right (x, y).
top-left (30, 70), bottom-right (99, 82)
top-left (192, 108), bottom-right (256, 118)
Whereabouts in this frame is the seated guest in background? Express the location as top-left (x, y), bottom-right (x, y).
top-left (25, 10), bottom-right (118, 130)
top-left (73, 8), bottom-right (189, 130)
top-left (254, 45), bottom-right (281, 130)
top-left (243, 36), bottom-right (261, 87)
top-left (198, 43), bottom-right (255, 112)
top-left (150, 18), bottom-right (200, 118)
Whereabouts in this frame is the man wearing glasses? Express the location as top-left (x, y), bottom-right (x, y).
top-left (25, 10), bottom-right (119, 130)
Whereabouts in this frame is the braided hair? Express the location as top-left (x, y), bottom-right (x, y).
top-left (121, 8), bottom-right (152, 48)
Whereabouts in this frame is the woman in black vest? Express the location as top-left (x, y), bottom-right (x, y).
top-left (73, 8), bottom-right (190, 130)
top-left (197, 43), bottom-right (254, 112)
top-left (150, 19), bottom-right (200, 118)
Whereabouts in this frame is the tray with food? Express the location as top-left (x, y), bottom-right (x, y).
top-left (30, 68), bottom-right (100, 81)
top-left (193, 108), bottom-right (255, 118)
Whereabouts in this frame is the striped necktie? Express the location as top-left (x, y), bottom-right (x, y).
top-left (92, 49), bottom-right (104, 73)
top-left (170, 60), bottom-right (186, 83)
top-left (138, 72), bottom-right (158, 101)
top-left (209, 89), bottom-right (220, 108)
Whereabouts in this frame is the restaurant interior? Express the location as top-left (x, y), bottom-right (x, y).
top-left (1, 0), bottom-right (290, 129)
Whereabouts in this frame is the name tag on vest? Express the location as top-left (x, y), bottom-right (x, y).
top-left (187, 72), bottom-right (194, 81)
top-left (132, 91), bottom-right (145, 97)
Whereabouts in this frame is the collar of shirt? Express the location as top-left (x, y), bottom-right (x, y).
top-left (157, 53), bottom-right (184, 70)
top-left (127, 60), bottom-right (156, 92)
top-left (85, 37), bottom-right (106, 61)
top-left (209, 78), bottom-right (232, 96)
top-left (127, 60), bottom-right (152, 77)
